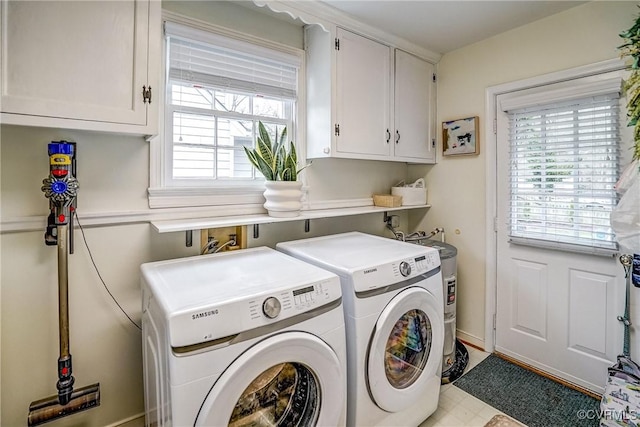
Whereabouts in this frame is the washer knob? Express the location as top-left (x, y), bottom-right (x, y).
top-left (262, 297), bottom-right (281, 319)
top-left (399, 261), bottom-right (412, 277)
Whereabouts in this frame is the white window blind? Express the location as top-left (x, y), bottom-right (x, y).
top-left (506, 93), bottom-right (621, 253)
top-left (166, 21), bottom-right (299, 99)
top-left (164, 21), bottom-right (301, 184)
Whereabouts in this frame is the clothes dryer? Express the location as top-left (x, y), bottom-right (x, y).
top-left (141, 247), bottom-right (347, 426)
top-left (277, 232), bottom-right (444, 427)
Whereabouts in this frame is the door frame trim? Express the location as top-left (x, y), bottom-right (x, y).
top-left (483, 58), bottom-right (626, 353)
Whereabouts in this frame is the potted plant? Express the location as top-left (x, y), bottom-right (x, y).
top-left (619, 13), bottom-right (640, 162)
top-left (244, 121), bottom-right (307, 217)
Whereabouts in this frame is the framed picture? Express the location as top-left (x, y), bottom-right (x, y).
top-left (442, 116), bottom-right (479, 156)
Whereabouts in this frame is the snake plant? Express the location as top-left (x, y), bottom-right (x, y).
top-left (244, 122), bottom-right (306, 181)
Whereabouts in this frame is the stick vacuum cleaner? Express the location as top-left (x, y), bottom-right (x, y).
top-left (28, 141), bottom-right (100, 426)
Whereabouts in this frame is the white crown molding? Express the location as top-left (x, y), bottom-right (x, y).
top-left (252, 0), bottom-right (441, 64)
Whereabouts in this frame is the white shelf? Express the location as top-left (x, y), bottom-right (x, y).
top-left (151, 204), bottom-right (430, 233)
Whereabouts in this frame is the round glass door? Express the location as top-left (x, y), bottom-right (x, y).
top-left (385, 309), bottom-right (433, 389)
top-left (229, 362), bottom-right (319, 427)
top-left (367, 287), bottom-right (444, 412)
top-left (194, 332), bottom-right (344, 427)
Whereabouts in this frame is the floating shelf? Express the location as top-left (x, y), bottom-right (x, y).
top-left (151, 204), bottom-right (430, 233)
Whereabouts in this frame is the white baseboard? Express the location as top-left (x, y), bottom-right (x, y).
top-left (457, 329), bottom-right (485, 351)
top-left (105, 412), bottom-right (145, 427)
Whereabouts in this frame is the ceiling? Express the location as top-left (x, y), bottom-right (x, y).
top-left (248, 1), bottom-right (587, 54)
top-left (323, 1), bottom-right (588, 53)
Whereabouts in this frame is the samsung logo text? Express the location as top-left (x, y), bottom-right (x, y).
top-left (192, 309), bottom-right (219, 320)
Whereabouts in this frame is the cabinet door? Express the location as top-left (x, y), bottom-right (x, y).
top-left (0, 0), bottom-right (153, 129)
top-left (394, 50), bottom-right (435, 163)
top-left (335, 28), bottom-right (391, 158)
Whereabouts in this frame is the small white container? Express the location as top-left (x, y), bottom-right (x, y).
top-left (391, 178), bottom-right (427, 206)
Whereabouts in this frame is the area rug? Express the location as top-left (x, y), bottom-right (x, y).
top-left (454, 354), bottom-right (600, 427)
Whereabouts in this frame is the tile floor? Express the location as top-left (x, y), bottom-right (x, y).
top-left (419, 346), bottom-right (525, 427)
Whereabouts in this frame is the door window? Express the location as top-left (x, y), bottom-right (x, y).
top-left (229, 362), bottom-right (319, 427)
top-left (385, 309), bottom-right (433, 389)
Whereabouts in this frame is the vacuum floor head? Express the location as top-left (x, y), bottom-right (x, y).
top-left (27, 383), bottom-right (100, 427)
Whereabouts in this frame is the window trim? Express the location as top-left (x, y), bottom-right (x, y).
top-left (148, 11), bottom-right (306, 210)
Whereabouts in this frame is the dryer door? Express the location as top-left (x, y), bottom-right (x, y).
top-left (367, 286), bottom-right (444, 412)
top-left (195, 331), bottom-right (344, 427)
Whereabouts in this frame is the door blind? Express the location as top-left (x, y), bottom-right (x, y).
top-left (507, 93), bottom-right (620, 253)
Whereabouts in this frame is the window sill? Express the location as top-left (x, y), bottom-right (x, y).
top-left (151, 204), bottom-right (431, 233)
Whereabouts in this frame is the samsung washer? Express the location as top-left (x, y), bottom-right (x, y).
top-left (277, 232), bottom-right (444, 427)
top-left (141, 247), bottom-right (347, 426)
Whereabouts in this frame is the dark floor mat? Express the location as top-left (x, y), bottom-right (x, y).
top-left (453, 354), bottom-right (600, 427)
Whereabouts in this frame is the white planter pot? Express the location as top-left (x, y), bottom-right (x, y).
top-left (263, 181), bottom-right (303, 218)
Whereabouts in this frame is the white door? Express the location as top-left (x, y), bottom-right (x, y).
top-left (195, 332), bottom-right (344, 426)
top-left (367, 287), bottom-right (443, 411)
top-left (494, 93), bottom-right (624, 394)
top-left (393, 49), bottom-right (436, 163)
top-left (335, 28), bottom-right (391, 158)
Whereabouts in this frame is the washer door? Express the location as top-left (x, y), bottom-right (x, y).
top-left (367, 287), bottom-right (444, 413)
top-left (195, 331), bottom-right (344, 427)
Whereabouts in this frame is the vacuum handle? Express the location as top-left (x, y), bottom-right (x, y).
top-left (58, 224), bottom-right (70, 358)
top-left (56, 224), bottom-right (75, 405)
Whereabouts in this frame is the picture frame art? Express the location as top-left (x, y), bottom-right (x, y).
top-left (442, 116), bottom-right (479, 156)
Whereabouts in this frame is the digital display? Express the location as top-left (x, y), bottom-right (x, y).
top-left (293, 286), bottom-right (314, 296)
top-left (415, 256), bottom-right (426, 262)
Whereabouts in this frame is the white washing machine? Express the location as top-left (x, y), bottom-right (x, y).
top-left (141, 247), bottom-right (347, 426)
top-left (277, 232), bottom-right (444, 427)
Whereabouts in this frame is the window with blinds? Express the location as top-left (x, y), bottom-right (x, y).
top-left (507, 93), bottom-right (621, 252)
top-left (164, 22), bottom-right (300, 184)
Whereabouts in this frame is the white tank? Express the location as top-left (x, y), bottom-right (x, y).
top-left (418, 240), bottom-right (458, 373)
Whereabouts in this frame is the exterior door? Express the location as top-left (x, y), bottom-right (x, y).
top-left (195, 332), bottom-right (344, 426)
top-left (367, 287), bottom-right (443, 411)
top-left (495, 102), bottom-right (624, 394)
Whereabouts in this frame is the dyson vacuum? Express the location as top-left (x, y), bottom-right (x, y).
top-left (28, 141), bottom-right (100, 426)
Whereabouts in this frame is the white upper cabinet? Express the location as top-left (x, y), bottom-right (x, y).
top-left (0, 0), bottom-right (160, 135)
top-left (393, 49), bottom-right (436, 163)
top-left (305, 25), bottom-right (436, 164)
top-left (335, 28), bottom-right (392, 158)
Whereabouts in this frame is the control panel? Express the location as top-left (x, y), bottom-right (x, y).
top-left (351, 247), bottom-right (441, 293)
top-left (170, 276), bottom-right (341, 348)
top-left (248, 281), bottom-right (334, 321)
top-left (392, 251), bottom-right (440, 278)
